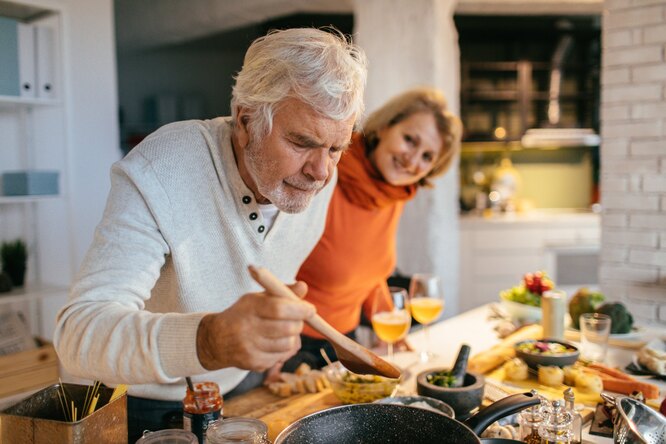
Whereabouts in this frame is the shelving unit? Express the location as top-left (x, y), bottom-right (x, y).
top-left (0, 0), bottom-right (71, 336)
top-left (455, 15), bottom-right (601, 145)
top-left (460, 60), bottom-right (599, 143)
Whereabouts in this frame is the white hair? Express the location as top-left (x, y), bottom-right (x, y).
top-left (231, 27), bottom-right (367, 141)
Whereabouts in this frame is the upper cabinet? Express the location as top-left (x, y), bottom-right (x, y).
top-left (455, 15), bottom-right (601, 145)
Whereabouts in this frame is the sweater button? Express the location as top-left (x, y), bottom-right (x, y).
top-left (242, 196), bottom-right (251, 204)
top-left (249, 212), bottom-right (258, 220)
top-left (258, 225), bottom-right (265, 233)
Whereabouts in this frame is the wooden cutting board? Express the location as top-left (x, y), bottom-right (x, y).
top-left (225, 387), bottom-right (341, 441)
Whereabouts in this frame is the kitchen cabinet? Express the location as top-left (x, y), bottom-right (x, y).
top-left (0, 1), bottom-right (70, 339)
top-left (456, 15), bottom-right (601, 144)
top-left (458, 212), bottom-right (600, 313)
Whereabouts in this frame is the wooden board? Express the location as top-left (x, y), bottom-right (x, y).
top-left (0, 338), bottom-right (58, 398)
top-left (225, 387), bottom-right (341, 442)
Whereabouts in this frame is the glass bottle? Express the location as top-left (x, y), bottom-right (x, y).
top-left (519, 390), bottom-right (546, 444)
top-left (539, 399), bottom-right (573, 444)
top-left (563, 388), bottom-right (583, 444)
top-left (183, 381), bottom-right (224, 444)
top-left (542, 290), bottom-right (566, 340)
top-left (207, 417), bottom-right (269, 444)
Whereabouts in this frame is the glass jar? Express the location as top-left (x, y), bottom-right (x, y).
top-left (518, 390), bottom-right (546, 444)
top-left (207, 417), bottom-right (269, 444)
top-left (183, 381), bottom-right (224, 444)
top-left (135, 429), bottom-right (198, 444)
top-left (539, 399), bottom-right (573, 444)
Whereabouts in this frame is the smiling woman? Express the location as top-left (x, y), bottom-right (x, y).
top-left (284, 87), bottom-right (462, 372)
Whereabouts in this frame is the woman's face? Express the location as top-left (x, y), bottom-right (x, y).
top-left (371, 112), bottom-right (443, 186)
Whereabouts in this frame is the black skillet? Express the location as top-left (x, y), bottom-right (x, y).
top-left (274, 392), bottom-right (538, 444)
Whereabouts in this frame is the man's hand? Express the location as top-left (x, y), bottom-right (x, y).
top-left (196, 282), bottom-right (313, 371)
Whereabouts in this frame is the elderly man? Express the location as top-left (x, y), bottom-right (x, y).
top-left (53, 27), bottom-right (367, 439)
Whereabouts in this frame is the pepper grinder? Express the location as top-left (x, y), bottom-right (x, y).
top-left (539, 399), bottom-right (573, 444)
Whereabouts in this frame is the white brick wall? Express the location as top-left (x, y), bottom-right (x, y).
top-left (601, 0), bottom-right (666, 326)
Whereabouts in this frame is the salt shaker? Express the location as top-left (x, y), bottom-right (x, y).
top-left (542, 290), bottom-right (566, 340)
top-left (563, 388), bottom-right (583, 444)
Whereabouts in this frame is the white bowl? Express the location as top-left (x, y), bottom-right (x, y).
top-left (500, 295), bottom-right (542, 322)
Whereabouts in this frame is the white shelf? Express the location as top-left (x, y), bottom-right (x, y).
top-left (0, 95), bottom-right (60, 107)
top-left (0, 194), bottom-right (60, 204)
top-left (0, 284), bottom-right (68, 304)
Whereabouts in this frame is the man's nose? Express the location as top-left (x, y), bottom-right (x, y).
top-left (304, 150), bottom-right (330, 182)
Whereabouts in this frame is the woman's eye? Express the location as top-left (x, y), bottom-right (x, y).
top-left (404, 134), bottom-right (415, 145)
top-left (422, 152), bottom-right (434, 162)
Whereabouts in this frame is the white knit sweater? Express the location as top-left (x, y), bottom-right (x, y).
top-left (54, 117), bottom-right (335, 401)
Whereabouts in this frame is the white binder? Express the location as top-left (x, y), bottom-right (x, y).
top-left (17, 23), bottom-right (36, 98)
top-left (35, 24), bottom-right (55, 99)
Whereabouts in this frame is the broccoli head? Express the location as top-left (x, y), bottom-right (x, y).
top-left (596, 302), bottom-right (634, 334)
top-left (569, 288), bottom-right (606, 329)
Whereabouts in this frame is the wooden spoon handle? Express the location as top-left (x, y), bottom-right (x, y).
top-left (247, 265), bottom-right (343, 342)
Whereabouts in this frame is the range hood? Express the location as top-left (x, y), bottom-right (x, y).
top-left (521, 27), bottom-right (600, 149)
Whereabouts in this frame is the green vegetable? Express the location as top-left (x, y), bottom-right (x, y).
top-left (596, 302), bottom-right (634, 334)
top-left (568, 288), bottom-right (606, 329)
top-left (426, 370), bottom-right (456, 387)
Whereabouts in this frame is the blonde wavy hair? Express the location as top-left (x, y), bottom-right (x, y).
top-left (363, 87), bottom-right (462, 188)
top-left (231, 27), bottom-right (368, 141)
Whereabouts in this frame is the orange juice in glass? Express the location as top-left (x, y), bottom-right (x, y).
top-left (371, 287), bottom-right (410, 361)
top-left (408, 274), bottom-right (444, 362)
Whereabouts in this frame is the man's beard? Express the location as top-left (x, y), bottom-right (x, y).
top-left (244, 138), bottom-right (326, 214)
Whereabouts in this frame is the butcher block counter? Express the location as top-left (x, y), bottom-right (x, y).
top-left (225, 304), bottom-right (666, 442)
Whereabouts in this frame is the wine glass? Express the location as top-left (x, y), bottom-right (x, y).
top-left (370, 287), bottom-right (411, 362)
top-left (408, 273), bottom-right (444, 362)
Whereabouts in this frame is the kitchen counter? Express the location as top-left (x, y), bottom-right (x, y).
top-left (227, 304), bottom-right (665, 443)
top-left (460, 209), bottom-right (600, 227)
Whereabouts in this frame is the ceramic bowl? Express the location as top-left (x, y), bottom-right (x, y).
top-left (500, 294), bottom-right (542, 322)
top-left (374, 395), bottom-right (455, 418)
top-left (323, 361), bottom-right (399, 404)
top-left (416, 369), bottom-right (485, 419)
top-left (514, 339), bottom-right (579, 370)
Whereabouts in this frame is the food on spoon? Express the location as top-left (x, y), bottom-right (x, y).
top-left (574, 372), bottom-right (603, 394)
top-left (504, 358), bottom-right (529, 381)
top-left (324, 362), bottom-right (398, 404)
top-left (568, 288), bottom-right (606, 329)
top-left (538, 365), bottom-right (564, 387)
top-left (500, 271), bottom-right (554, 307)
top-left (595, 302), bottom-right (634, 334)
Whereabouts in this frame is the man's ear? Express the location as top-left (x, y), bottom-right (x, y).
top-left (234, 107), bottom-right (251, 148)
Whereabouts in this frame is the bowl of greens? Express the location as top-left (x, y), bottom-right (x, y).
top-left (416, 368), bottom-right (485, 419)
top-left (499, 271), bottom-right (555, 322)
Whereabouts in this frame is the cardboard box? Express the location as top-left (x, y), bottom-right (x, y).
top-left (0, 383), bottom-right (127, 444)
top-left (1, 171), bottom-right (59, 196)
top-left (0, 338), bottom-right (58, 399)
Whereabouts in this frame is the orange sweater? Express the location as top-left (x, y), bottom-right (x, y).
top-left (297, 134), bottom-right (414, 339)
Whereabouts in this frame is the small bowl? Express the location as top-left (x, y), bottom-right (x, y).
top-left (514, 339), bottom-right (580, 370)
top-left (374, 395), bottom-right (455, 418)
top-left (416, 369), bottom-right (485, 419)
top-left (323, 361), bottom-right (399, 404)
top-left (500, 294), bottom-right (542, 322)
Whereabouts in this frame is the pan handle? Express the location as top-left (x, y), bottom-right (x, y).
top-left (464, 392), bottom-right (540, 436)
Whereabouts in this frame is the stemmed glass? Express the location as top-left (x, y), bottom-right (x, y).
top-left (408, 273), bottom-right (444, 362)
top-left (370, 287), bottom-right (411, 362)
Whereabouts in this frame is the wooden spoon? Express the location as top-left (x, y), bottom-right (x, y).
top-left (248, 265), bottom-right (402, 379)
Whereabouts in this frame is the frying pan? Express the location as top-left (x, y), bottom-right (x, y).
top-left (275, 392), bottom-right (538, 444)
